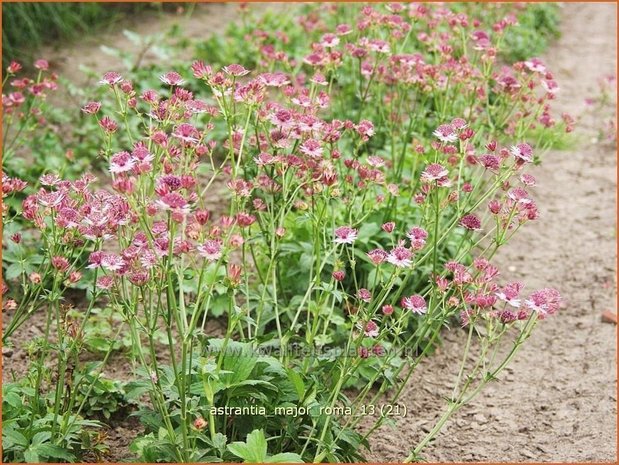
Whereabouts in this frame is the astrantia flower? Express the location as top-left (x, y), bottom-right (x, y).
top-left (334, 226), bottom-right (358, 245)
top-left (160, 71), bottom-right (185, 86)
top-left (524, 288), bottom-right (562, 316)
top-left (479, 154), bottom-right (501, 171)
top-left (96, 276), bottom-right (114, 290)
top-left (357, 288), bottom-right (372, 303)
top-left (387, 245), bottom-right (412, 268)
top-left (335, 23), bottom-right (353, 35)
top-left (34, 59), bottom-right (49, 70)
top-left (223, 64), bottom-right (250, 77)
top-left (320, 33), bottom-right (340, 47)
top-left (459, 214), bottom-right (482, 230)
top-left (541, 80), bottom-right (559, 94)
top-left (299, 139), bottom-right (323, 158)
top-left (109, 151), bottom-right (135, 174)
top-left (367, 249), bottom-right (387, 265)
top-left (508, 188), bottom-right (532, 205)
top-left (156, 192), bottom-right (190, 214)
top-left (406, 226), bottom-right (428, 250)
top-left (197, 240), bottom-right (223, 261)
top-left (401, 295), bottom-right (427, 314)
top-left (381, 222), bottom-right (395, 233)
top-left (82, 101), bottom-right (101, 114)
top-left (99, 71), bottom-right (123, 86)
top-left (421, 163), bottom-right (450, 186)
top-left (310, 73), bottom-right (328, 86)
top-left (258, 72), bottom-right (290, 87)
top-left (172, 123), bottom-right (200, 143)
top-left (524, 57), bottom-right (547, 74)
top-left (496, 282), bottom-right (524, 308)
top-left (433, 124), bottom-right (458, 143)
top-left (364, 320), bottom-right (379, 337)
top-left (191, 60), bottom-right (212, 79)
top-left (51, 256), bottom-right (70, 272)
top-left (368, 39), bottom-right (390, 54)
top-left (99, 116), bottom-right (118, 133)
top-left (510, 143), bottom-right (533, 163)
top-left (101, 253), bottom-right (125, 272)
top-left (356, 120), bottom-right (375, 140)
top-left (520, 174), bottom-right (537, 186)
top-left (39, 173), bottom-right (60, 186)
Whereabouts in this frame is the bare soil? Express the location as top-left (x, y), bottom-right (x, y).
top-left (2, 2), bottom-right (616, 463)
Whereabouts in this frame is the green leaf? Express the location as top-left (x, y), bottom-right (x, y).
top-left (227, 429), bottom-right (268, 462)
top-left (2, 428), bottom-right (28, 449)
top-left (266, 452), bottom-right (304, 463)
top-left (4, 263), bottom-right (23, 280)
top-left (286, 368), bottom-right (305, 401)
top-left (36, 444), bottom-right (75, 461)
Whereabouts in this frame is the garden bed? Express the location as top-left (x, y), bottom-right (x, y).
top-left (2, 2), bottom-right (616, 463)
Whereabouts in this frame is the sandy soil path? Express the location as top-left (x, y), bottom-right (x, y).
top-left (368, 3), bottom-right (617, 462)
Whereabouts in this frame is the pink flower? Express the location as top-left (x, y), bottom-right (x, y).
top-left (401, 295), bottom-right (427, 314)
top-left (51, 256), bottom-right (70, 272)
top-left (320, 33), bottom-right (340, 47)
top-left (510, 143), bottom-right (533, 163)
top-left (109, 151), bottom-right (135, 174)
top-left (433, 124), bottom-right (458, 143)
top-left (7, 61), bottom-right (22, 74)
top-left (335, 24), bottom-right (353, 35)
top-left (364, 320), bottom-right (379, 337)
top-left (172, 123), bottom-right (200, 143)
top-left (223, 64), bottom-right (250, 77)
top-left (96, 276), bottom-right (114, 290)
top-left (524, 57), bottom-right (547, 74)
top-left (460, 214), bottom-right (482, 231)
top-left (82, 101), bottom-right (101, 114)
top-left (192, 61), bottom-right (212, 79)
top-left (382, 304), bottom-right (394, 315)
top-left (197, 240), bottom-right (223, 261)
top-left (34, 59), bottom-right (49, 70)
top-left (99, 116), bottom-right (118, 133)
top-left (421, 163), bottom-right (450, 186)
top-left (236, 212), bottom-right (256, 227)
top-left (406, 227), bottom-right (428, 250)
top-left (479, 154), bottom-right (501, 171)
top-left (357, 288), bottom-right (372, 303)
top-left (382, 222), bottom-right (395, 233)
top-left (332, 270), bottom-right (346, 281)
top-left (99, 71), bottom-right (123, 86)
top-left (387, 245), bottom-right (412, 268)
top-left (541, 80), bottom-right (559, 94)
top-left (421, 163), bottom-right (448, 181)
top-left (524, 288), bottom-right (562, 316)
top-left (156, 192), bottom-right (190, 214)
top-left (299, 139), bottom-right (323, 158)
top-left (160, 71), bottom-right (185, 86)
top-left (520, 174), bottom-right (536, 186)
top-left (356, 120), bottom-right (375, 140)
top-left (101, 254), bottom-right (125, 272)
top-left (367, 249), bottom-right (387, 265)
top-left (496, 282), bottom-right (524, 308)
top-left (334, 226), bottom-right (358, 245)
top-left (258, 72), bottom-right (290, 87)
top-left (508, 188), bottom-right (532, 205)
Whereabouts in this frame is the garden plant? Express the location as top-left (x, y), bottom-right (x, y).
top-left (2, 3), bottom-right (569, 463)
